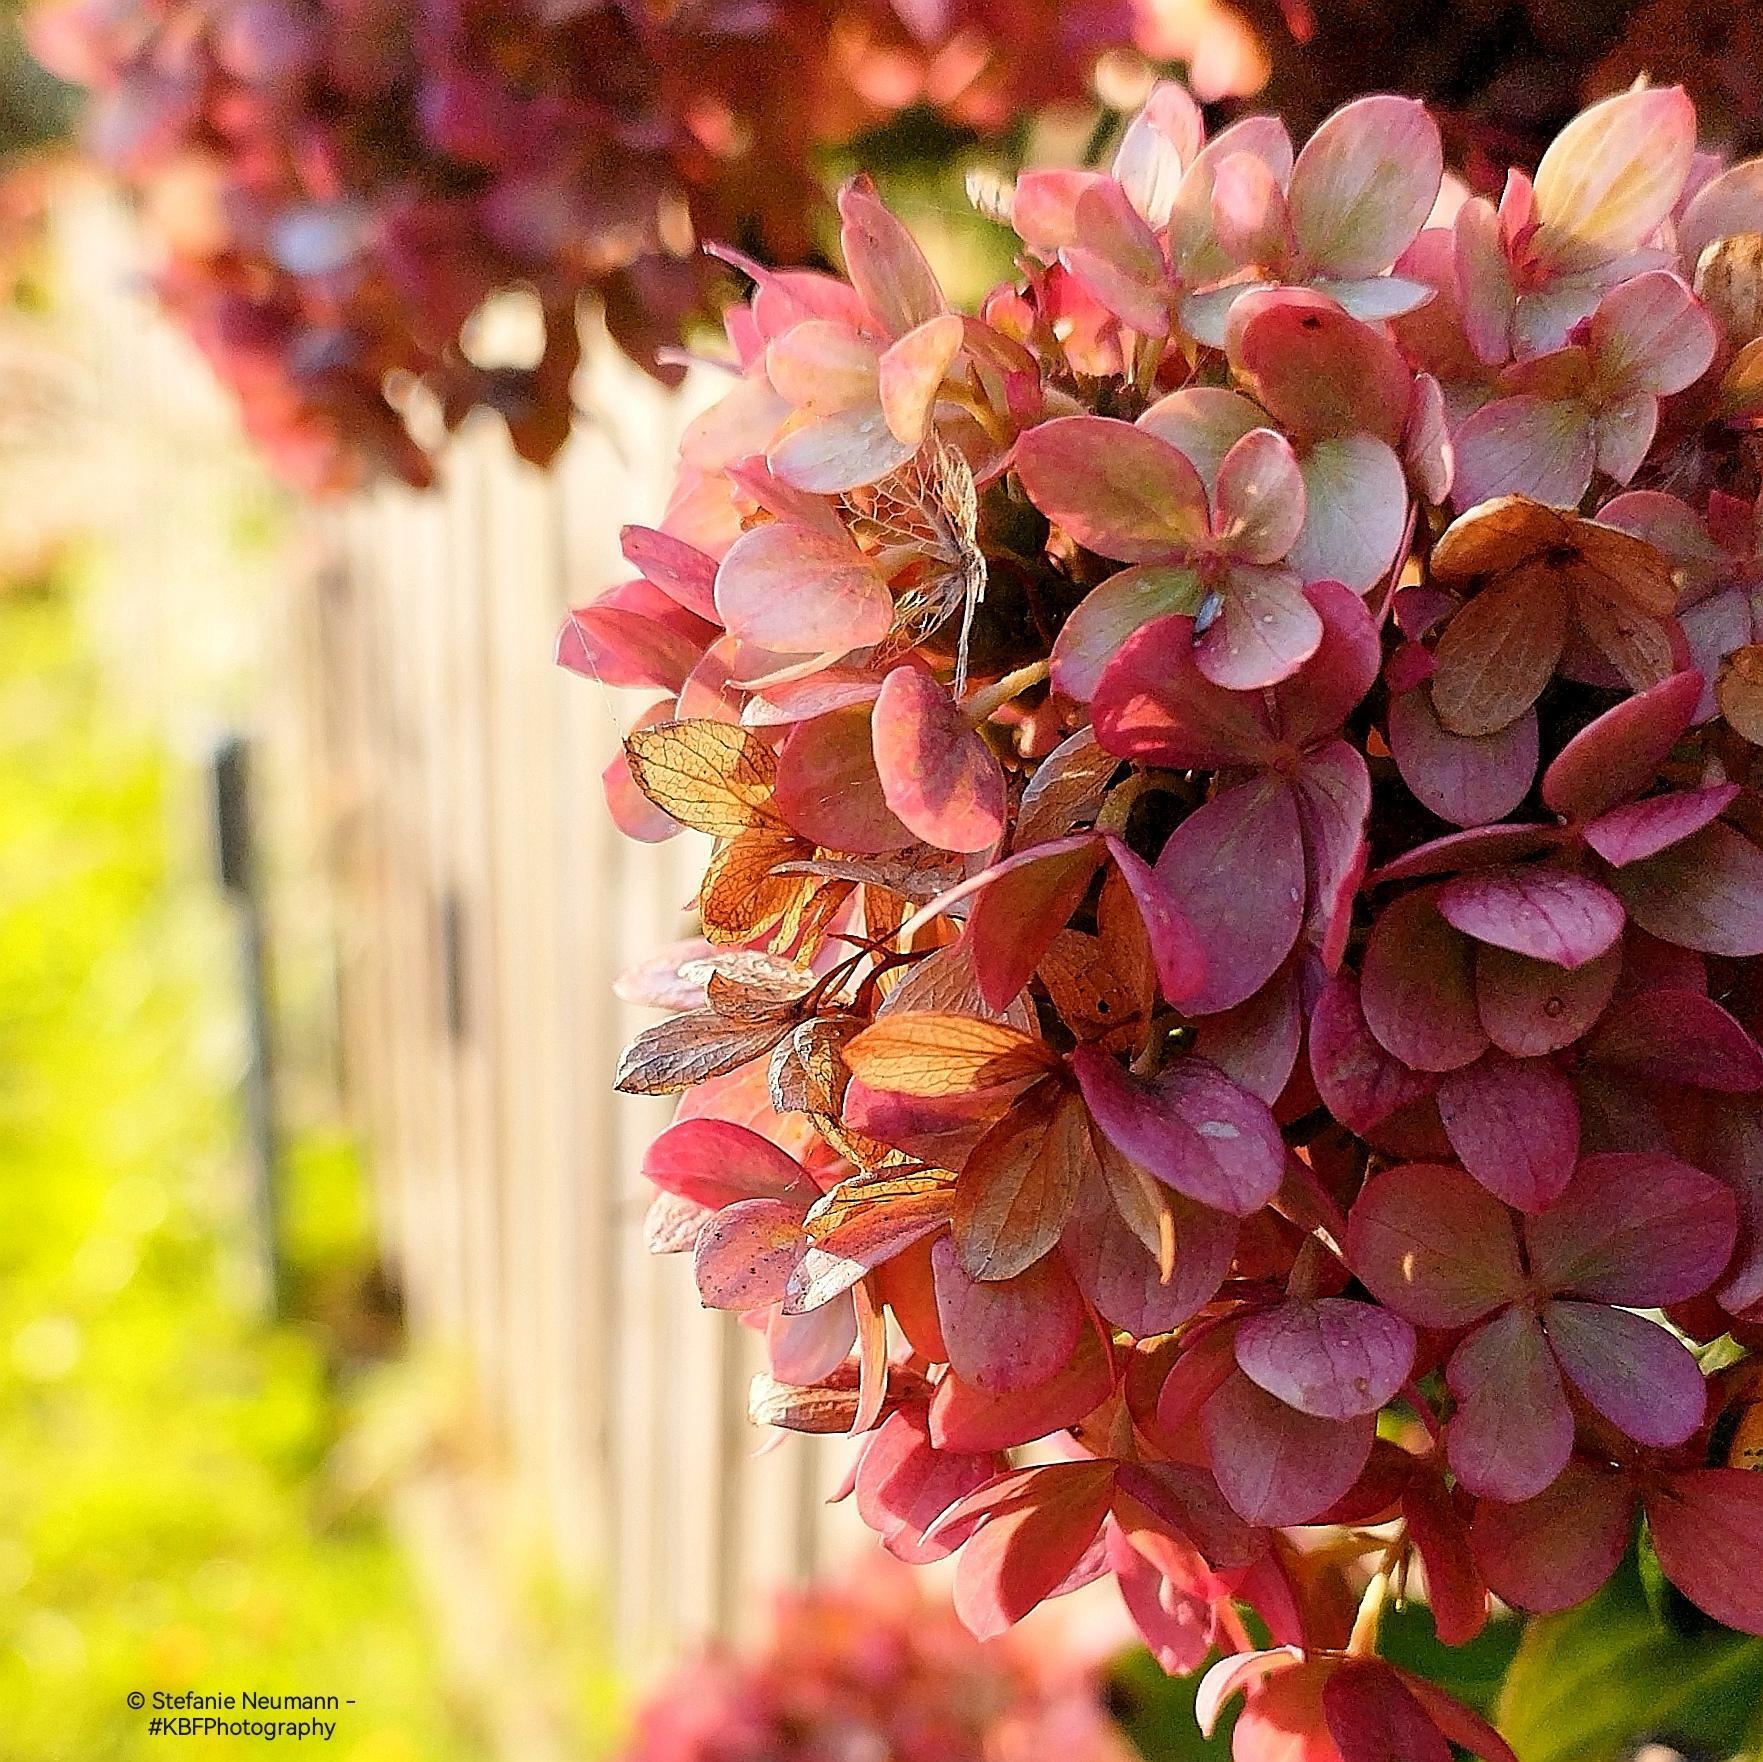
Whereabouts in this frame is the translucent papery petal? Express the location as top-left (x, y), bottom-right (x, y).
top-left (1201, 565), bottom-right (1325, 689)
top-left (1204, 1371), bottom-right (1376, 1526)
top-left (1052, 567), bottom-right (1206, 704)
top-left (950, 1460), bottom-right (1116, 1639)
top-left (1289, 95), bottom-right (1443, 279)
top-left (1104, 834), bottom-right (1208, 1007)
top-left (1646, 1469), bottom-right (1763, 1636)
top-left (1679, 158), bottom-right (1763, 266)
top-left (1211, 149), bottom-right (1292, 267)
top-left (1404, 371), bottom-right (1455, 504)
top-left (643, 1117), bottom-right (812, 1210)
top-left (1585, 783), bottom-right (1740, 867)
top-left (692, 1196), bottom-right (808, 1308)
top-left (1445, 1306), bottom-right (1574, 1502)
top-left (1196, 1648), bottom-right (1309, 1741)
top-left (1522, 1151), bottom-right (1739, 1305)
top-left (1013, 416), bottom-right (1209, 562)
top-left (1320, 1662), bottom-right (1454, 1762)
top-left (929, 1325), bottom-right (1116, 1453)
top-left (1348, 1162), bottom-right (1524, 1328)
top-left (1215, 428), bottom-right (1306, 563)
top-left (768, 403), bottom-right (918, 495)
top-left (1437, 1053), bottom-right (1580, 1211)
top-left (1234, 1297), bottom-right (1417, 1419)
top-left (1449, 394), bottom-right (1595, 513)
top-left (1360, 889), bottom-right (1489, 1073)
top-left (871, 667), bottom-right (1005, 855)
top-left (1092, 612), bottom-right (1276, 767)
top-left (604, 738), bottom-right (685, 844)
top-left (1610, 821), bottom-right (1763, 958)
top-left (1591, 393), bottom-right (1658, 487)
top-left (715, 514), bottom-right (893, 655)
top-left (878, 313), bottom-right (965, 446)
top-left (1589, 270), bottom-right (1718, 398)
top-left (1150, 777), bottom-right (1305, 1013)
top-left (1454, 196), bottom-right (1516, 367)
top-left (1071, 1047), bottom-right (1283, 1216)
top-left (773, 705), bottom-right (908, 852)
top-left (1542, 1300), bottom-right (1706, 1447)
top-left (1541, 668), bottom-right (1703, 818)
top-left (931, 1233), bottom-right (1086, 1395)
top-left (1113, 82), bottom-right (1205, 229)
top-left (1309, 975), bottom-right (1440, 1143)
top-left (1389, 689), bottom-right (1538, 828)
top-left (1294, 741), bottom-right (1371, 970)
top-left (1437, 865), bottom-right (1625, 969)
top-left (838, 174), bottom-right (946, 336)
top-left (1229, 290), bottom-right (1411, 446)
top-left (1287, 435), bottom-right (1409, 592)
top-left (765, 319), bottom-right (883, 414)
top-left (1475, 941), bottom-right (1620, 1058)
top-left (1062, 1173), bottom-right (1236, 1336)
top-left (1138, 387), bottom-right (1267, 495)
top-left (1009, 168), bottom-right (1107, 255)
top-left (1316, 275), bottom-right (1438, 324)
top-left (767, 1295), bottom-right (857, 1385)
top-left (1471, 1460), bottom-right (1635, 1613)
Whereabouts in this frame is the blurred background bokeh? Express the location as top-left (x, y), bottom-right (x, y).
top-left (2, 3), bottom-right (1761, 1758)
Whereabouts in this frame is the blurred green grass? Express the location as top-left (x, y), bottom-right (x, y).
top-left (0, 565), bottom-right (490, 1760)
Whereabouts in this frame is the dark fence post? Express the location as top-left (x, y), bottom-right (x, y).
top-left (210, 733), bottom-right (285, 1315)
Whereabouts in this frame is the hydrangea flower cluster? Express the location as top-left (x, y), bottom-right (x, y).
top-left (618, 1565), bottom-right (1132, 1762)
top-left (570, 78), bottom-right (1763, 1758)
top-left (27, 0), bottom-right (1164, 491)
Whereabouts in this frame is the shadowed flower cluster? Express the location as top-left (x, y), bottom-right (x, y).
top-left (28, 0), bottom-right (1203, 490)
top-left (617, 1565), bottom-right (1133, 1762)
top-left (574, 76), bottom-right (1763, 1761)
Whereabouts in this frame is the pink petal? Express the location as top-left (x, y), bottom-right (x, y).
top-left (775, 705), bottom-right (911, 852)
top-left (1437, 1054), bottom-right (1580, 1211)
top-left (1309, 975), bottom-right (1439, 1139)
top-left (1475, 942), bottom-right (1620, 1058)
top-left (837, 176), bottom-right (945, 335)
top-left (1522, 1151), bottom-right (1738, 1305)
top-left (951, 1461), bottom-right (1116, 1639)
top-left (1610, 821), bottom-right (1763, 957)
top-left (1593, 267), bottom-right (1717, 399)
top-left (1531, 85), bottom-right (1697, 275)
top-left (1273, 578), bottom-right (1385, 742)
top-left (1390, 690), bottom-right (1539, 828)
top-left (878, 312), bottom-right (965, 445)
top-left (1372, 823), bottom-right (1567, 885)
top-left (1204, 1372), bottom-right (1376, 1525)
top-left (1063, 180), bottom-right (1173, 337)
top-left (931, 1234), bottom-right (1085, 1395)
top-left (1091, 612), bottom-right (1275, 766)
top-left (1543, 1299), bottom-right (1706, 1446)
top-left (856, 1407), bottom-right (998, 1564)
top-left (1213, 427), bottom-right (1306, 563)
top-left (1137, 386), bottom-right (1265, 491)
top-left (1072, 1048), bottom-right (1283, 1217)
top-left (1234, 1298), bottom-right (1417, 1420)
top-left (929, 1324), bottom-right (1116, 1453)
top-left (1320, 1662), bottom-right (1454, 1762)
top-left (714, 521), bottom-right (891, 652)
top-left (1196, 1648), bottom-right (1308, 1739)
top-left (558, 595), bottom-right (703, 694)
top-left (1587, 987), bottom-right (1763, 1092)
top-left (1211, 148), bottom-right (1292, 266)
top-left (1010, 168), bottom-right (1107, 254)
top-left (1013, 416), bottom-right (1208, 562)
top-left (1450, 394), bottom-right (1595, 512)
top-left (1437, 866), bottom-right (1625, 968)
top-left (768, 404), bottom-right (916, 493)
top-left (767, 1296), bottom-right (857, 1384)
top-left (1289, 95), bottom-right (1444, 278)
top-left (1646, 1468), bottom-right (1763, 1635)
top-left (1586, 783), bottom-right (1738, 867)
top-left (1541, 669), bottom-right (1703, 819)
top-left (1471, 1461), bottom-right (1635, 1613)
top-left (1294, 741), bottom-right (1371, 970)
top-left (1108, 1527), bottom-right (1218, 1676)
top-left (1446, 1306), bottom-right (1574, 1502)
top-left (1196, 959), bottom-right (1303, 1104)
top-left (1051, 567), bottom-right (1205, 702)
top-left (1062, 1178), bottom-right (1236, 1336)
top-left (1454, 196), bottom-right (1516, 366)
top-left (1104, 834), bottom-right (1208, 1006)
top-left (643, 1119), bottom-right (810, 1210)
top-left (765, 319), bottom-right (882, 413)
top-left (1349, 1162), bottom-right (1525, 1328)
top-left (1288, 433), bottom-right (1409, 591)
top-left (965, 838), bottom-right (1106, 1011)
top-left (1199, 565), bottom-right (1324, 689)
top-left (1402, 1476), bottom-right (1488, 1646)
top-left (692, 1197), bottom-right (806, 1309)
top-left (1151, 778), bottom-right (1305, 1013)
top-left (1228, 290), bottom-right (1411, 445)
top-left (871, 667), bottom-right (1005, 854)
top-left (619, 524), bottom-right (719, 620)
top-left (1361, 889), bottom-right (1489, 1072)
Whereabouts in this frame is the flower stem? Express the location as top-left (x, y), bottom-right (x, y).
top-left (963, 659), bottom-right (1048, 723)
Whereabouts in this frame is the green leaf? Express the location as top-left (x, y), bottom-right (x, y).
top-left (1107, 1647), bottom-right (1234, 1762)
top-left (1378, 1601), bottom-right (1522, 1716)
top-left (1496, 1554), bottom-right (1763, 1762)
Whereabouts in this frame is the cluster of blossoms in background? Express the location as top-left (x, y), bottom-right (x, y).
top-left (618, 1565), bottom-right (1133, 1762)
top-left (25, 0), bottom-right (1262, 491)
top-left (571, 73), bottom-right (1763, 1760)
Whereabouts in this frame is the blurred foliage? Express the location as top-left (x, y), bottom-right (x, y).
top-left (0, 564), bottom-right (490, 1760)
